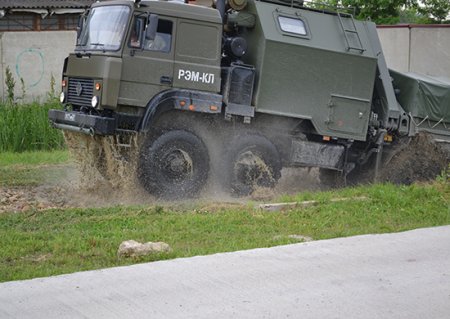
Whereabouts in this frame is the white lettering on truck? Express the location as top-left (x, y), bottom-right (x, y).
top-left (178, 69), bottom-right (215, 84)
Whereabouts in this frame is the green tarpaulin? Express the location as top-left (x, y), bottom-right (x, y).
top-left (390, 70), bottom-right (450, 123)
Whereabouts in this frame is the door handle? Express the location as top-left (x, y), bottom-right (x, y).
top-left (160, 76), bottom-right (172, 85)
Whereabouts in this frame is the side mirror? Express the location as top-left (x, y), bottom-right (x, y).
top-left (76, 11), bottom-right (87, 44)
top-left (145, 14), bottom-right (158, 41)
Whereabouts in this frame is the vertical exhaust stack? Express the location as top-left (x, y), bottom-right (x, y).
top-left (214, 0), bottom-right (226, 22)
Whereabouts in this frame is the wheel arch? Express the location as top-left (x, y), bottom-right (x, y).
top-left (139, 89), bottom-right (223, 133)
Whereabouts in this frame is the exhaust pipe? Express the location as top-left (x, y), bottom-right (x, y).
top-left (215, 0), bottom-right (226, 21)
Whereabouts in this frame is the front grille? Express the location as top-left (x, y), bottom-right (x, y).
top-left (67, 77), bottom-right (94, 107)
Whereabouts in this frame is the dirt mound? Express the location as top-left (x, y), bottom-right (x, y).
top-left (380, 132), bottom-right (449, 185)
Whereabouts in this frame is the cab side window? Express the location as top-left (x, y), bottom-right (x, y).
top-left (145, 19), bottom-right (172, 53)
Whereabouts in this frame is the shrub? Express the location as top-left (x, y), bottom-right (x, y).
top-left (0, 101), bottom-right (65, 152)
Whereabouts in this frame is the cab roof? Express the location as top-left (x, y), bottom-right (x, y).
top-left (92, 0), bottom-right (221, 24)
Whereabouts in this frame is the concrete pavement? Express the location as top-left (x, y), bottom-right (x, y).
top-left (1, 226), bottom-right (450, 318)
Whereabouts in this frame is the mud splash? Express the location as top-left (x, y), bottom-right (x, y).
top-left (6, 131), bottom-right (443, 213)
top-left (63, 129), bottom-right (321, 204)
top-left (63, 132), bottom-right (154, 206)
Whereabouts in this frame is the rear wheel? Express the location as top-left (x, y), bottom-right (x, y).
top-left (138, 130), bottom-right (209, 199)
top-left (224, 134), bottom-right (282, 196)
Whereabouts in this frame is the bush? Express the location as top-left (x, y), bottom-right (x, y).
top-left (0, 101), bottom-right (65, 152)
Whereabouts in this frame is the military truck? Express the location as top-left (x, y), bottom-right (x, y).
top-left (49, 0), bottom-right (450, 198)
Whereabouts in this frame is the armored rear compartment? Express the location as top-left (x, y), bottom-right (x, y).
top-left (243, 1), bottom-right (380, 141)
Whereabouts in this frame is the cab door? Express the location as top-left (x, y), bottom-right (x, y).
top-left (119, 15), bottom-right (175, 107)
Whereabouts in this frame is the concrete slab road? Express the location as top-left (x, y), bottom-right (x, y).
top-left (1, 226), bottom-right (450, 319)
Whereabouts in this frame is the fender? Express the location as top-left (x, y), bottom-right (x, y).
top-left (139, 89), bottom-right (223, 132)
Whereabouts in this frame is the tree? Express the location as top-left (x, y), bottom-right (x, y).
top-left (350, 0), bottom-right (410, 23)
top-left (312, 0), bottom-right (449, 24)
top-left (419, 0), bottom-right (450, 22)
top-left (398, 8), bottom-right (431, 24)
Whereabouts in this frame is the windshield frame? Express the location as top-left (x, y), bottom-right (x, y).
top-left (76, 4), bottom-right (132, 53)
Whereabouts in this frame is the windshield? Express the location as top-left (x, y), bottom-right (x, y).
top-left (77, 5), bottom-right (130, 52)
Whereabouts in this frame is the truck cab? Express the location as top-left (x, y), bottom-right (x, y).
top-left (53, 0), bottom-right (223, 134)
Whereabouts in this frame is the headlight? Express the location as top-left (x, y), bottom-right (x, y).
top-left (91, 96), bottom-right (99, 108)
top-left (60, 92), bottom-right (65, 103)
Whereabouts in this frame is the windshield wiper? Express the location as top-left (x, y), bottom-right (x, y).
top-left (89, 43), bottom-right (105, 47)
top-left (75, 51), bottom-right (91, 58)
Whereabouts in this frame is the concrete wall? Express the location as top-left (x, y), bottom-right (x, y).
top-left (1, 25), bottom-right (449, 101)
top-left (378, 25), bottom-right (450, 78)
top-left (0, 31), bottom-right (76, 102)
top-left (377, 27), bottom-right (410, 73)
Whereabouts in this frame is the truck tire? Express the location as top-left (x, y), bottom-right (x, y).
top-left (138, 130), bottom-right (209, 199)
top-left (224, 134), bottom-right (282, 196)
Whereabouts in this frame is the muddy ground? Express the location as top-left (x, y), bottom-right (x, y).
top-left (1, 133), bottom-right (447, 214)
top-left (0, 165), bottom-right (322, 213)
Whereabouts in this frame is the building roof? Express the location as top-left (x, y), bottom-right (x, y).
top-left (0, 1), bottom-right (96, 9)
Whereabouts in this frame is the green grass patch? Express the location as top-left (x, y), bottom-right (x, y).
top-left (0, 101), bottom-right (65, 152)
top-left (0, 150), bottom-right (71, 186)
top-left (0, 166), bottom-right (46, 187)
top-left (0, 150), bottom-right (69, 167)
top-left (0, 182), bottom-right (448, 282)
top-left (0, 165), bottom-right (72, 187)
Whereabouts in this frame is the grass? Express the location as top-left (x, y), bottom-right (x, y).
top-left (0, 150), bottom-right (71, 186)
top-left (0, 182), bottom-right (448, 282)
top-left (0, 150), bottom-right (69, 166)
top-left (0, 101), bottom-right (65, 152)
top-left (0, 165), bottom-right (72, 187)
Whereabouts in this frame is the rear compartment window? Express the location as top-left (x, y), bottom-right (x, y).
top-left (278, 16), bottom-right (306, 36)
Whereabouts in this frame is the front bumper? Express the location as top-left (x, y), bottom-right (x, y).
top-left (48, 109), bottom-right (116, 135)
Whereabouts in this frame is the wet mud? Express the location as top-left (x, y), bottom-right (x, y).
top-left (1, 132), bottom-right (447, 213)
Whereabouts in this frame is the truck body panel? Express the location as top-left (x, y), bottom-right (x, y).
top-left (364, 23), bottom-right (408, 132)
top-left (244, 1), bottom-right (379, 141)
top-left (173, 19), bottom-right (222, 92)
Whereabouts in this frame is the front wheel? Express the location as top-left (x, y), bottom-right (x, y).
top-left (138, 130), bottom-right (209, 199)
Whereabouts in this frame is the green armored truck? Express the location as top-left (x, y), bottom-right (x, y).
top-left (49, 0), bottom-right (450, 198)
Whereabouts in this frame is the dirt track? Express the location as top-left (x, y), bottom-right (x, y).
top-left (1, 132), bottom-right (447, 214)
top-left (0, 165), bottom-right (322, 213)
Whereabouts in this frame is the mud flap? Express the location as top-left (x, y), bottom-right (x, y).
top-left (290, 140), bottom-right (345, 170)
